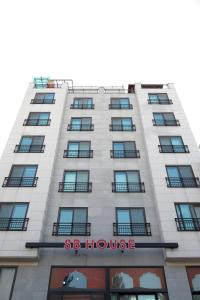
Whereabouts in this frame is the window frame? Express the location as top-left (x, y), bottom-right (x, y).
top-left (115, 207), bottom-right (146, 224)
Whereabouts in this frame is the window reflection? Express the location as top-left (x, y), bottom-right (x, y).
top-left (112, 272), bottom-right (134, 289)
top-left (140, 272), bottom-right (161, 289)
top-left (62, 271), bottom-right (87, 288)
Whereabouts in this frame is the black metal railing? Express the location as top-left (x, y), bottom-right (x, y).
top-left (58, 182), bottom-right (92, 192)
top-left (153, 119), bottom-right (180, 126)
top-left (31, 99), bottom-right (55, 104)
top-left (175, 218), bottom-right (200, 231)
top-left (14, 144), bottom-right (45, 153)
top-left (70, 103), bottom-right (94, 109)
top-left (158, 145), bottom-right (189, 153)
top-left (148, 99), bottom-right (173, 104)
top-left (0, 218), bottom-right (29, 231)
top-left (23, 118), bottom-right (51, 126)
top-left (112, 182), bottom-right (145, 192)
top-left (113, 223), bottom-right (151, 236)
top-left (2, 177), bottom-right (38, 187)
top-left (109, 124), bottom-right (136, 131)
top-left (52, 223), bottom-right (91, 236)
top-left (166, 177), bottom-right (200, 188)
top-left (63, 150), bottom-right (93, 158)
top-left (67, 124), bottom-right (94, 131)
top-left (109, 103), bottom-right (133, 109)
top-left (110, 150), bottom-right (140, 158)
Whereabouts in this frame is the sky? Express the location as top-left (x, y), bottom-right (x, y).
top-left (0, 0), bottom-right (200, 156)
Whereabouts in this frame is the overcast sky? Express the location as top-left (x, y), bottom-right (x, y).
top-left (0, 0), bottom-right (199, 156)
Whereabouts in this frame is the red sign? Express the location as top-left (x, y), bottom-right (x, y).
top-left (64, 239), bottom-right (135, 250)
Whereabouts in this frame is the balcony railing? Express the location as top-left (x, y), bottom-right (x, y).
top-left (109, 103), bottom-right (133, 109)
top-left (23, 118), bottom-right (51, 126)
top-left (52, 223), bottom-right (91, 236)
top-left (70, 103), bottom-right (94, 109)
top-left (109, 124), bottom-right (136, 131)
top-left (2, 177), bottom-right (38, 187)
top-left (63, 150), bottom-right (93, 158)
top-left (166, 177), bottom-right (200, 188)
top-left (58, 182), bottom-right (92, 192)
top-left (110, 150), bottom-right (140, 158)
top-left (14, 144), bottom-right (45, 153)
top-left (113, 223), bottom-right (151, 236)
top-left (175, 218), bottom-right (200, 231)
top-left (153, 119), bottom-right (180, 126)
top-left (112, 182), bottom-right (145, 192)
top-left (67, 124), bottom-right (94, 131)
top-left (158, 145), bottom-right (189, 153)
top-left (34, 79), bottom-right (72, 88)
top-left (0, 218), bottom-right (29, 231)
top-left (31, 99), bottom-right (55, 104)
top-left (148, 99), bottom-right (173, 104)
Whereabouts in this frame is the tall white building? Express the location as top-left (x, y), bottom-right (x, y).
top-left (0, 78), bottom-right (200, 300)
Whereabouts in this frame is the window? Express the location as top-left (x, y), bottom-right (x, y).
top-left (3, 165), bottom-right (38, 187)
top-left (24, 112), bottom-right (50, 126)
top-left (109, 98), bottom-right (132, 109)
top-left (158, 136), bottom-right (189, 153)
top-left (110, 118), bottom-right (135, 131)
top-left (15, 136), bottom-right (45, 153)
top-left (0, 268), bottom-right (16, 300)
top-left (71, 98), bottom-right (94, 109)
top-left (175, 204), bottom-right (200, 231)
top-left (148, 93), bottom-right (172, 104)
top-left (53, 208), bottom-right (90, 236)
top-left (31, 93), bottom-right (55, 104)
top-left (0, 203), bottom-right (28, 230)
top-left (68, 118), bottom-right (93, 131)
top-left (153, 113), bottom-right (179, 126)
top-left (113, 171), bottom-right (145, 192)
top-left (111, 142), bottom-right (139, 158)
top-left (59, 171), bottom-right (92, 192)
top-left (64, 141), bottom-right (92, 158)
top-left (114, 208), bottom-right (151, 236)
top-left (187, 267), bottom-right (200, 299)
top-left (166, 165), bottom-right (200, 188)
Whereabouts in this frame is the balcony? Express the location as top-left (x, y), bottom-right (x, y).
top-left (31, 99), bottom-right (55, 104)
top-left (109, 103), bottom-right (133, 109)
top-left (158, 145), bottom-right (189, 153)
top-left (112, 182), bottom-right (145, 192)
top-left (33, 78), bottom-right (72, 88)
top-left (63, 150), bottom-right (93, 158)
top-left (23, 118), bottom-right (51, 126)
top-left (70, 103), bottom-right (94, 109)
top-left (148, 99), bottom-right (172, 104)
top-left (153, 119), bottom-right (180, 126)
top-left (58, 182), bottom-right (92, 192)
top-left (14, 144), bottom-right (45, 153)
top-left (109, 124), bottom-right (136, 131)
top-left (67, 124), bottom-right (94, 131)
top-left (113, 223), bottom-right (151, 236)
top-left (2, 177), bottom-right (38, 187)
top-left (166, 177), bottom-right (200, 188)
top-left (0, 218), bottom-right (29, 231)
top-left (52, 223), bottom-right (91, 236)
top-left (110, 150), bottom-right (140, 158)
top-left (175, 218), bottom-right (200, 231)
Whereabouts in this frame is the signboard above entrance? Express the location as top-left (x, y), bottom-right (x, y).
top-left (64, 239), bottom-right (135, 250)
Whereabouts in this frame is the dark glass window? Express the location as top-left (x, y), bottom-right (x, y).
top-left (113, 171), bottom-right (144, 192)
top-left (66, 141), bottom-right (91, 158)
top-left (112, 141), bottom-right (139, 158)
top-left (111, 118), bottom-right (134, 131)
top-left (166, 165), bottom-right (199, 187)
top-left (110, 98), bottom-right (132, 109)
top-left (153, 113), bottom-right (178, 126)
top-left (15, 136), bottom-right (44, 153)
top-left (33, 93), bottom-right (55, 104)
top-left (175, 203), bottom-right (200, 231)
top-left (0, 203), bottom-right (28, 230)
top-left (59, 171), bottom-right (91, 192)
top-left (4, 165), bottom-right (38, 187)
top-left (69, 118), bottom-right (93, 131)
top-left (148, 93), bottom-right (171, 104)
top-left (72, 98), bottom-right (94, 109)
top-left (25, 112), bottom-right (50, 126)
top-left (159, 136), bottom-right (188, 153)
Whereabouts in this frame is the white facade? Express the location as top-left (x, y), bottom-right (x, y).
top-left (0, 80), bottom-right (200, 300)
